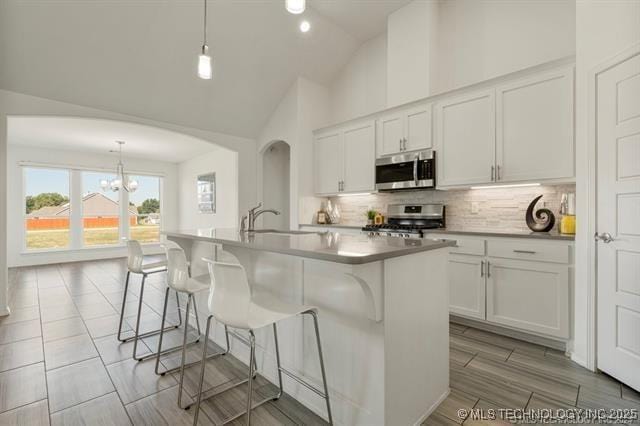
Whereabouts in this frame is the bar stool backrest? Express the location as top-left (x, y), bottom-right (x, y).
top-left (166, 248), bottom-right (191, 292)
top-left (127, 240), bottom-right (145, 273)
top-left (203, 259), bottom-right (252, 330)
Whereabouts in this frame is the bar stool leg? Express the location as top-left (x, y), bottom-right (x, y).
top-left (177, 294), bottom-right (192, 408)
top-left (247, 330), bottom-right (256, 426)
top-left (175, 291), bottom-right (182, 328)
top-left (272, 324), bottom-right (284, 399)
top-left (117, 271), bottom-right (131, 342)
top-left (309, 310), bottom-right (333, 425)
top-left (192, 315), bottom-right (212, 425)
top-left (191, 295), bottom-right (202, 339)
top-left (154, 287), bottom-right (171, 375)
top-left (224, 324), bottom-right (231, 354)
top-left (132, 274), bottom-right (148, 361)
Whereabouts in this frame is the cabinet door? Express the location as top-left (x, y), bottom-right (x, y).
top-left (486, 258), bottom-right (569, 338)
top-left (405, 103), bottom-right (432, 152)
top-left (376, 112), bottom-right (404, 156)
top-left (343, 121), bottom-right (376, 193)
top-left (436, 90), bottom-right (496, 187)
top-left (496, 67), bottom-right (574, 182)
top-left (449, 254), bottom-right (486, 320)
top-left (314, 131), bottom-right (342, 195)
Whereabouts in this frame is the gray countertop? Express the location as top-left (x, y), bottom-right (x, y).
top-left (300, 224), bottom-right (575, 241)
top-left (163, 228), bottom-right (455, 265)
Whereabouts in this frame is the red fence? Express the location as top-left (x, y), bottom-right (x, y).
top-left (26, 216), bottom-right (137, 230)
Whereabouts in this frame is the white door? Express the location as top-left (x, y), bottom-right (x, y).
top-left (376, 112), bottom-right (404, 156)
top-left (314, 131), bottom-right (342, 195)
top-left (486, 258), bottom-right (569, 338)
top-left (343, 121), bottom-right (376, 193)
top-left (436, 89), bottom-right (496, 187)
top-left (496, 67), bottom-right (574, 183)
top-left (448, 254), bottom-right (486, 320)
top-left (596, 50), bottom-right (640, 391)
top-left (405, 103), bottom-right (432, 152)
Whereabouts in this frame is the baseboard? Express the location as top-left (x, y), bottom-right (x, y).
top-left (414, 389), bottom-right (450, 426)
top-left (0, 306), bottom-right (11, 317)
top-left (450, 315), bottom-right (567, 352)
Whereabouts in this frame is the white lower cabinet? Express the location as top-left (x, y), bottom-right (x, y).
top-left (486, 258), bottom-right (570, 339)
top-left (449, 254), bottom-right (486, 320)
top-left (428, 233), bottom-right (573, 340)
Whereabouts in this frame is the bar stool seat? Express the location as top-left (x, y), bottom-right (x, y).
top-left (246, 291), bottom-right (315, 330)
top-left (178, 274), bottom-right (210, 294)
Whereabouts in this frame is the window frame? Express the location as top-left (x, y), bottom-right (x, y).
top-left (21, 164), bottom-right (164, 253)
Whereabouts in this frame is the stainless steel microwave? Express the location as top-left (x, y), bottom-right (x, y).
top-left (375, 149), bottom-right (435, 191)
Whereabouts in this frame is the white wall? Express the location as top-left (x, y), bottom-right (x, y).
top-left (7, 144), bottom-right (179, 267)
top-left (435, 0), bottom-right (575, 94)
top-left (573, 0), bottom-right (640, 370)
top-left (328, 33), bottom-right (387, 124)
top-left (177, 147), bottom-right (239, 230)
top-left (257, 77), bottom-right (330, 228)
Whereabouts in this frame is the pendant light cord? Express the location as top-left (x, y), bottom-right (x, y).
top-left (203, 0), bottom-right (207, 46)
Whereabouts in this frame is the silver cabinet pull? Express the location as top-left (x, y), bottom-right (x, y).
top-left (486, 261), bottom-right (491, 278)
top-left (480, 260), bottom-right (485, 277)
top-left (491, 165), bottom-right (495, 181)
top-left (513, 250), bottom-right (536, 254)
top-left (403, 137), bottom-right (408, 152)
top-left (399, 138), bottom-right (403, 151)
top-left (496, 165), bottom-right (501, 180)
top-left (594, 232), bottom-right (614, 243)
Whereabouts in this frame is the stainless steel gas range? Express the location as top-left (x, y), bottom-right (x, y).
top-left (362, 204), bottom-right (445, 238)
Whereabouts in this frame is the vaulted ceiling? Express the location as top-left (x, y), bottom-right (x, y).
top-left (0, 0), bottom-right (408, 139)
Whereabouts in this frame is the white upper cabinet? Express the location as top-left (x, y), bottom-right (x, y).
top-left (377, 113), bottom-right (404, 156)
top-left (376, 102), bottom-right (432, 157)
top-left (343, 122), bottom-right (376, 192)
top-left (436, 89), bottom-right (496, 186)
top-left (314, 120), bottom-right (376, 196)
top-left (314, 130), bottom-right (342, 195)
top-left (405, 103), bottom-right (432, 152)
top-left (496, 67), bottom-right (574, 182)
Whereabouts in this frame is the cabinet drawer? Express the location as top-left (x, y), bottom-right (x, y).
top-left (487, 239), bottom-right (570, 264)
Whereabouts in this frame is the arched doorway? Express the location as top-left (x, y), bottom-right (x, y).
top-left (261, 140), bottom-right (290, 230)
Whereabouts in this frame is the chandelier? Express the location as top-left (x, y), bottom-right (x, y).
top-left (100, 141), bottom-right (138, 193)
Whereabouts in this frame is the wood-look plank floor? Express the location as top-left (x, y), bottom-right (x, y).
top-left (3, 259), bottom-right (640, 425)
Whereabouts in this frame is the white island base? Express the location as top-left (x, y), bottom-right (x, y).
top-left (168, 235), bottom-right (450, 426)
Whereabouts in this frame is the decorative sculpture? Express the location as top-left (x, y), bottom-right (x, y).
top-left (525, 195), bottom-right (556, 232)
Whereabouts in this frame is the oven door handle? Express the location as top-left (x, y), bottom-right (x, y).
top-left (413, 156), bottom-right (419, 186)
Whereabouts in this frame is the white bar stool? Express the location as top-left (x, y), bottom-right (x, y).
top-left (189, 259), bottom-right (333, 426)
top-left (116, 240), bottom-right (180, 361)
top-left (154, 247), bottom-right (229, 378)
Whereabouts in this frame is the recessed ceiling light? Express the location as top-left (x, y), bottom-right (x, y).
top-left (286, 0), bottom-right (305, 14)
top-left (299, 20), bottom-right (311, 33)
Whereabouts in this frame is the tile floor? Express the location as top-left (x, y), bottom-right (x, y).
top-left (1, 258), bottom-right (639, 425)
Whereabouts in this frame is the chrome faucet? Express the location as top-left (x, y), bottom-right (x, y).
top-left (241, 203), bottom-right (281, 232)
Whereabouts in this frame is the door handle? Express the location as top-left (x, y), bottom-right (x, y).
top-left (413, 156), bottom-right (419, 185)
top-left (491, 166), bottom-right (495, 181)
top-left (513, 250), bottom-right (536, 254)
top-left (403, 137), bottom-right (408, 152)
top-left (594, 232), bottom-right (614, 243)
top-left (496, 165), bottom-right (501, 181)
top-left (480, 260), bottom-right (485, 277)
top-left (486, 261), bottom-right (491, 278)
top-left (399, 138), bottom-right (403, 151)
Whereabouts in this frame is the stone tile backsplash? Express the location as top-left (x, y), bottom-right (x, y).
top-left (326, 184), bottom-right (576, 233)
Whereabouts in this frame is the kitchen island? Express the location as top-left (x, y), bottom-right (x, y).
top-left (164, 229), bottom-right (455, 425)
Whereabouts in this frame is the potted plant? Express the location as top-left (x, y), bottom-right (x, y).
top-left (365, 209), bottom-right (377, 225)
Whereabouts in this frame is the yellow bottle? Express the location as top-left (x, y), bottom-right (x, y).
top-left (560, 215), bottom-right (576, 234)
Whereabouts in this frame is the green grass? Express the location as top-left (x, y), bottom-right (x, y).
top-left (26, 225), bottom-right (160, 250)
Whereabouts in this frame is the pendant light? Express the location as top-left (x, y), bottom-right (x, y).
top-left (286, 0), bottom-right (305, 14)
top-left (100, 141), bottom-right (138, 193)
top-left (198, 0), bottom-right (212, 79)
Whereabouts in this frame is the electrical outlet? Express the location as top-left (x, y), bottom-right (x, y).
top-left (471, 202), bottom-right (480, 214)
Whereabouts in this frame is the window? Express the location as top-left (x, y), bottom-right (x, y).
top-left (129, 175), bottom-right (161, 243)
top-left (82, 171), bottom-right (121, 246)
top-left (24, 168), bottom-right (71, 250)
top-left (22, 166), bottom-right (163, 251)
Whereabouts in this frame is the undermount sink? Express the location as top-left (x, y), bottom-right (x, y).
top-left (250, 229), bottom-right (318, 235)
